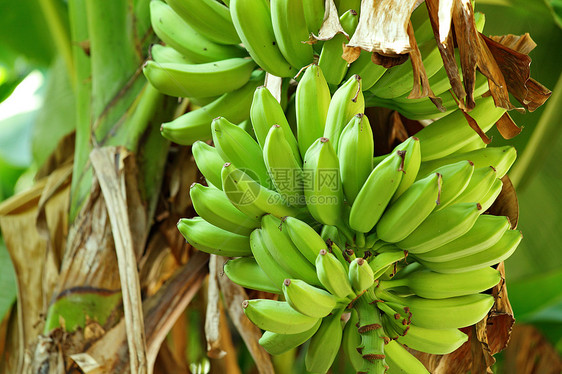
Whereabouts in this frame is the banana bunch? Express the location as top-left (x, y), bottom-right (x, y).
top-left (176, 64), bottom-right (522, 373)
top-left (145, 0), bottom-right (498, 147)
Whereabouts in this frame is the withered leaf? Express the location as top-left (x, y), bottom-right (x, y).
top-left (344, 0), bottom-right (418, 64)
top-left (488, 175), bottom-right (519, 228)
top-left (310, 0), bottom-right (346, 42)
top-left (488, 262), bottom-right (515, 355)
top-left (495, 112), bottom-right (522, 139)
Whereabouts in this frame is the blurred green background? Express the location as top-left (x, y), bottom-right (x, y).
top-left (0, 0), bottom-right (560, 370)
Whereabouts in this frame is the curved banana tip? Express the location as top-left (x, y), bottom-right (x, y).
top-left (320, 137), bottom-right (329, 143)
top-left (242, 300), bottom-right (249, 309)
top-left (319, 249), bottom-right (328, 256)
top-left (223, 162), bottom-right (231, 168)
top-left (283, 279), bottom-right (291, 286)
top-left (477, 203), bottom-right (483, 210)
top-left (468, 160), bottom-right (474, 166)
top-left (190, 182), bottom-right (197, 189)
top-left (356, 258), bottom-right (365, 266)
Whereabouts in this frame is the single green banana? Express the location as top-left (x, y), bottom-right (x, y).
top-left (415, 214), bottom-right (511, 262)
top-left (480, 178), bottom-right (503, 212)
top-left (385, 340), bottom-right (430, 374)
top-left (305, 309), bottom-right (345, 373)
top-left (143, 58), bottom-right (256, 98)
top-left (416, 96), bottom-right (506, 161)
top-left (150, 1), bottom-right (246, 63)
top-left (161, 72), bottom-right (263, 145)
top-left (250, 85), bottom-right (301, 159)
top-left (397, 203), bottom-right (483, 253)
top-left (212, 116), bottom-right (270, 186)
top-left (230, 0), bottom-right (295, 77)
top-left (430, 160), bottom-right (475, 210)
top-left (417, 146), bottom-right (517, 180)
top-left (282, 279), bottom-right (338, 318)
top-left (295, 64), bottom-right (331, 157)
top-left (349, 150), bottom-right (404, 233)
top-left (376, 290), bottom-right (495, 329)
top-left (342, 310), bottom-right (364, 372)
top-left (224, 257), bottom-right (281, 294)
top-left (259, 319), bottom-right (321, 355)
top-left (177, 217), bottom-right (251, 256)
top-left (376, 173), bottom-right (440, 243)
top-left (221, 163), bottom-right (302, 220)
top-left (190, 183), bottom-right (259, 235)
top-left (271, 0), bottom-right (314, 69)
top-left (150, 44), bottom-right (194, 64)
top-left (242, 299), bottom-right (320, 334)
top-left (380, 267), bottom-right (501, 299)
top-left (303, 0), bottom-right (324, 34)
top-left (250, 229), bottom-right (292, 290)
top-left (369, 249), bottom-right (406, 280)
top-left (348, 258), bottom-right (375, 293)
top-left (345, 50), bottom-right (386, 91)
top-left (418, 229), bottom-right (522, 274)
top-left (263, 125), bottom-right (304, 203)
top-left (191, 141), bottom-right (224, 189)
top-left (392, 137), bottom-right (422, 200)
top-left (338, 113), bottom-right (374, 204)
top-left (261, 215), bottom-right (321, 286)
top-left (318, 9), bottom-right (359, 85)
top-left (396, 324), bottom-right (468, 355)
top-left (283, 216), bottom-right (328, 263)
top-left (452, 166), bottom-right (498, 206)
top-left (303, 137), bottom-right (346, 227)
top-left (316, 249), bottom-right (354, 299)
top-left (323, 74), bottom-right (365, 153)
top-left (164, 0), bottom-right (241, 45)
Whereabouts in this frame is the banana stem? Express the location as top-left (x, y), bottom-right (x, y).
top-left (378, 278), bottom-right (408, 289)
top-left (355, 288), bottom-right (388, 374)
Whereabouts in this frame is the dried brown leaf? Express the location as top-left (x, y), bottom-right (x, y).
top-left (345, 0), bottom-right (418, 62)
top-left (458, 104), bottom-right (492, 144)
top-left (490, 33), bottom-right (537, 55)
top-left (488, 262), bottom-right (515, 355)
top-left (495, 112), bottom-right (522, 139)
top-left (488, 175), bottom-right (519, 228)
top-left (205, 255), bottom-right (226, 359)
top-left (370, 51), bottom-right (410, 68)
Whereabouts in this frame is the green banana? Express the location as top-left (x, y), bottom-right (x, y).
top-left (397, 203), bottom-right (483, 253)
top-left (415, 214), bottom-right (511, 262)
top-left (316, 249), bottom-right (355, 299)
top-left (392, 137), bottom-right (422, 200)
top-left (323, 74), bottom-right (365, 153)
top-left (349, 150), bottom-right (404, 233)
top-left (418, 229), bottom-right (522, 274)
top-left (342, 310), bottom-right (365, 371)
top-left (190, 183), bottom-right (259, 235)
top-left (224, 257), bottom-right (280, 294)
top-left (430, 160), bottom-right (475, 210)
top-left (396, 324), bottom-right (468, 355)
top-left (250, 229), bottom-right (292, 290)
top-left (377, 290), bottom-right (495, 329)
top-left (263, 125), bottom-right (304, 203)
top-left (164, 0), bottom-right (241, 45)
top-left (161, 73), bottom-right (263, 145)
top-left (416, 96), bottom-right (506, 161)
top-left (150, 1), bottom-right (246, 63)
top-left (212, 116), bottom-right (270, 186)
top-left (452, 166), bottom-right (498, 206)
top-left (380, 267), bottom-right (501, 299)
top-left (295, 64), bottom-right (331, 157)
top-left (230, 0), bottom-right (295, 77)
top-left (283, 279), bottom-right (338, 318)
top-left (369, 250), bottom-right (406, 280)
top-left (303, 137), bottom-right (346, 227)
top-left (150, 44), bottom-right (193, 64)
top-left (177, 217), bottom-right (251, 256)
top-left (385, 340), bottom-right (430, 374)
top-left (417, 146), bottom-right (517, 180)
top-left (270, 0), bottom-right (314, 69)
top-left (191, 141), bottom-right (224, 189)
top-left (242, 299), bottom-right (320, 334)
top-left (143, 58), bottom-right (256, 98)
top-left (345, 50), bottom-right (387, 91)
top-left (283, 216), bottom-right (328, 263)
top-left (376, 173), bottom-right (440, 243)
top-left (480, 178), bottom-right (503, 212)
top-left (259, 320), bottom-right (321, 355)
top-left (303, 0), bottom-right (324, 34)
top-left (306, 309), bottom-right (345, 373)
top-left (250, 85), bottom-right (300, 159)
top-left (221, 163), bottom-right (302, 220)
top-left (261, 215), bottom-right (321, 286)
top-left (348, 258), bottom-right (375, 293)
top-left (318, 9), bottom-right (359, 85)
top-left (338, 113), bottom-right (374, 204)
